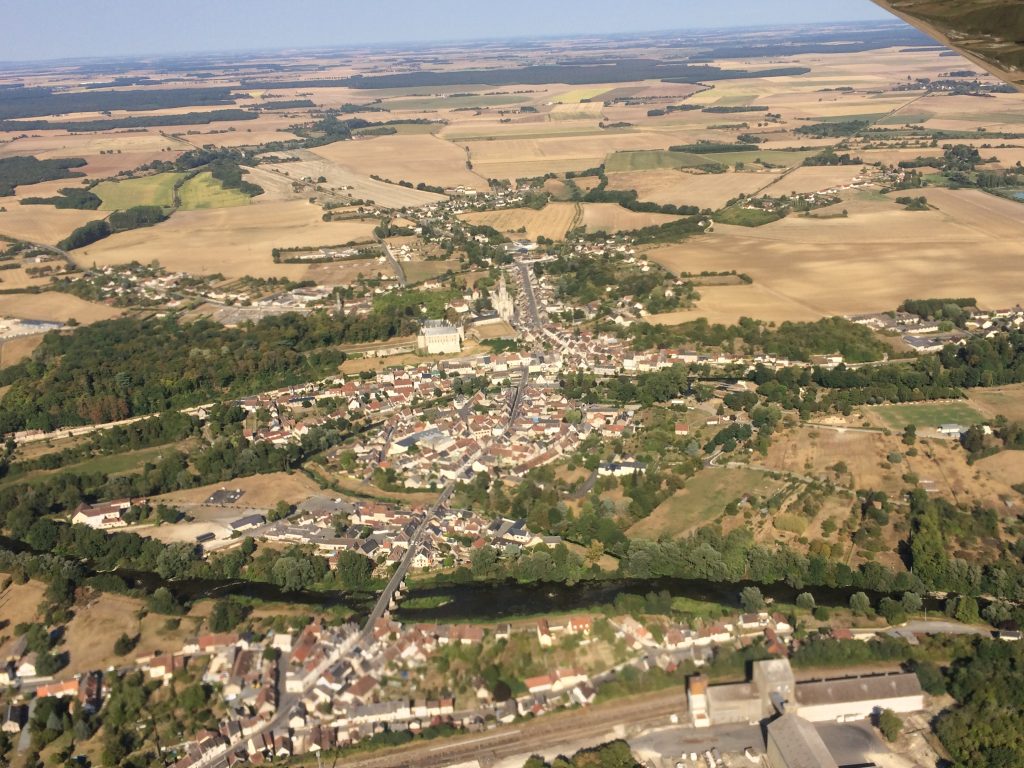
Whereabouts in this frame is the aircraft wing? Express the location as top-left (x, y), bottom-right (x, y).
top-left (872, 1), bottom-right (1024, 89)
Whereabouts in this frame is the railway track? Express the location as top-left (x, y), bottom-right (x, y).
top-left (305, 688), bottom-right (686, 768)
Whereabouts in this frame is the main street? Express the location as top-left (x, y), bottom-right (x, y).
top-left (515, 260), bottom-right (543, 328)
top-left (361, 363), bottom-right (529, 639)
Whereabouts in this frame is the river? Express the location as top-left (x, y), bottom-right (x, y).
top-left (394, 576), bottom-right (945, 623)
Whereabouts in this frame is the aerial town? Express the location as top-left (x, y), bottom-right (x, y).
top-left (3, 3), bottom-right (1024, 768)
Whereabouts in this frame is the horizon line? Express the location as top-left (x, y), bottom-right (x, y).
top-left (0, 18), bottom-right (914, 69)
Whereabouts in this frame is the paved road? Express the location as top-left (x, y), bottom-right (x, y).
top-left (361, 365), bottom-right (528, 641)
top-left (515, 260), bottom-right (542, 328)
top-left (383, 242), bottom-right (407, 287)
top-left (567, 469), bottom-right (597, 500)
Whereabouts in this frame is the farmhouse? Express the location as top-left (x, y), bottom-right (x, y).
top-left (230, 514), bottom-right (267, 533)
top-left (417, 320), bottom-right (463, 355)
top-left (71, 499), bottom-right (136, 530)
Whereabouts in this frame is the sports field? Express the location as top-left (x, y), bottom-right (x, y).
top-left (866, 402), bottom-right (984, 431)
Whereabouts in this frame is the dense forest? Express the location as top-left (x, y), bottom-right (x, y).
top-left (0, 156), bottom-right (87, 196)
top-left (0, 85), bottom-right (238, 120)
top-left (624, 316), bottom-right (889, 362)
top-left (241, 63), bottom-right (809, 90)
top-left (0, 108), bottom-right (259, 133)
top-left (57, 206), bottom-right (170, 250)
top-left (936, 640), bottom-right (1024, 765)
top-left (20, 187), bottom-right (102, 209)
top-left (795, 120), bottom-right (869, 138)
top-left (0, 309), bottom-right (416, 432)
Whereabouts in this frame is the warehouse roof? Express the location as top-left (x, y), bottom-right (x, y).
top-left (795, 672), bottom-right (922, 707)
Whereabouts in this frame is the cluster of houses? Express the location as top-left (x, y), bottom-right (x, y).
top-left (2, 582), bottom-right (961, 768)
top-left (259, 496), bottom-right (547, 574)
top-left (357, 380), bottom-right (633, 487)
top-left (850, 304), bottom-right (1024, 354)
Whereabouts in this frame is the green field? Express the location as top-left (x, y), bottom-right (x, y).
top-left (868, 402), bottom-right (983, 430)
top-left (178, 172), bottom-right (251, 210)
top-left (628, 468), bottom-right (782, 538)
top-left (700, 150), bottom-right (817, 168)
top-left (876, 112), bottom-right (935, 126)
top-left (605, 150), bottom-right (711, 172)
top-left (2, 443), bottom-right (190, 488)
top-left (353, 122), bottom-right (438, 136)
top-left (93, 172), bottom-right (184, 211)
top-left (714, 206), bottom-right (782, 227)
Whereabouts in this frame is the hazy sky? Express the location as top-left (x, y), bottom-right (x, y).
top-left (0, 0), bottom-right (895, 62)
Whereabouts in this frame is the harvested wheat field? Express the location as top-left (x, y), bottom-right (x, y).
top-left (0, 291), bottom-right (121, 324)
top-left (759, 165), bottom-right (868, 194)
top-left (467, 131), bottom-right (673, 180)
top-left (648, 189), bottom-right (1024, 317)
top-left (310, 134), bottom-right (485, 190)
top-left (256, 150), bottom-right (447, 208)
top-left (581, 203), bottom-right (680, 232)
top-left (0, 334), bottom-right (44, 368)
top-left (0, 205), bottom-right (106, 245)
top-left (0, 266), bottom-right (52, 291)
top-left (76, 200), bottom-right (378, 279)
top-left (0, 130), bottom-right (188, 177)
top-left (969, 384), bottom-right (1024, 423)
top-left (648, 283), bottom-right (823, 326)
top-left (608, 169), bottom-right (782, 209)
top-left (460, 203), bottom-right (582, 241)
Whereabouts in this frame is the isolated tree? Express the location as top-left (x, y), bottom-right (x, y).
top-left (113, 633), bottom-right (136, 656)
top-left (849, 591), bottom-right (872, 616)
top-left (740, 586), bottom-right (766, 613)
top-left (903, 425), bottom-right (917, 445)
top-left (878, 597), bottom-right (906, 626)
top-left (901, 592), bottom-right (923, 614)
top-left (878, 709), bottom-right (903, 742)
top-left (796, 592), bottom-right (816, 611)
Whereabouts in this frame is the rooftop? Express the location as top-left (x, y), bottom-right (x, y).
top-left (767, 713), bottom-right (838, 768)
top-left (795, 672), bottom-right (922, 707)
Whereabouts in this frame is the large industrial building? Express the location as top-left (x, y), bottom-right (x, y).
top-left (688, 658), bottom-right (924, 727)
top-left (794, 672), bottom-right (925, 723)
top-left (766, 713), bottom-right (839, 768)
